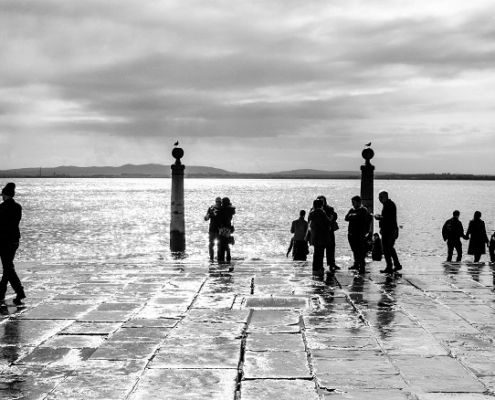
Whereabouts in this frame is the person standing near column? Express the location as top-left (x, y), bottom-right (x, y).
top-left (344, 196), bottom-right (369, 274)
top-left (0, 183), bottom-right (25, 305)
top-left (374, 190), bottom-right (402, 273)
top-left (204, 197), bottom-right (222, 262)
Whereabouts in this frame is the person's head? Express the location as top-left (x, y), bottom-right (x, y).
top-left (215, 197), bottom-right (222, 206)
top-left (1, 182), bottom-right (15, 200)
top-left (474, 211), bottom-right (482, 220)
top-left (351, 195), bottom-right (362, 209)
top-left (313, 199), bottom-right (323, 209)
top-left (453, 210), bottom-right (460, 218)
top-left (378, 190), bottom-right (389, 204)
top-left (299, 210), bottom-right (306, 217)
top-left (221, 197), bottom-right (231, 207)
top-left (316, 195), bottom-right (327, 206)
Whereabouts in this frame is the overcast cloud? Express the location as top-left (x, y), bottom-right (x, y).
top-left (1, 0), bottom-right (495, 173)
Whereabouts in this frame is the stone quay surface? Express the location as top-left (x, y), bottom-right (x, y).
top-left (2, 258), bottom-right (495, 399)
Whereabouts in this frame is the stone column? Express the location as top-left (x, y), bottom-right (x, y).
top-left (360, 147), bottom-right (375, 234)
top-left (170, 147), bottom-right (186, 252)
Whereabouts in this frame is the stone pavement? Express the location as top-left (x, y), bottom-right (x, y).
top-left (2, 258), bottom-right (495, 399)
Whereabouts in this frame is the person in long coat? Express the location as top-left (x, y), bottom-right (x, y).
top-left (308, 199), bottom-right (333, 275)
top-left (466, 211), bottom-right (489, 262)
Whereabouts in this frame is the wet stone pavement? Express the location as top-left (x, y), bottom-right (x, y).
top-left (2, 259), bottom-right (495, 399)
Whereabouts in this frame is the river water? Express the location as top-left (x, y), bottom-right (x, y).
top-left (11, 178), bottom-right (495, 264)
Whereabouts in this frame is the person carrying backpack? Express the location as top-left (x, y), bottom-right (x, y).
top-left (442, 210), bottom-right (467, 262)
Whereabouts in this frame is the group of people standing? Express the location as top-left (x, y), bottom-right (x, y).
top-left (289, 190), bottom-right (402, 275)
top-left (204, 197), bottom-right (236, 263)
top-left (442, 210), bottom-right (495, 262)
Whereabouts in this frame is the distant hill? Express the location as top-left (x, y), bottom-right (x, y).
top-left (0, 164), bottom-right (234, 178)
top-left (0, 164), bottom-right (493, 180)
top-left (272, 169), bottom-right (360, 177)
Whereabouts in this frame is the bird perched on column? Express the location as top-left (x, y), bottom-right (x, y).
top-left (174, 141), bottom-right (179, 146)
top-left (365, 142), bottom-right (371, 147)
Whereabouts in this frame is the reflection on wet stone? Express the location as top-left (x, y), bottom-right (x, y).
top-left (6, 258), bottom-right (495, 398)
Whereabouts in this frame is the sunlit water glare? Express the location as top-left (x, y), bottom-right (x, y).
top-left (13, 178), bottom-right (495, 263)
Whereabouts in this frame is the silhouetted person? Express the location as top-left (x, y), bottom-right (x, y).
top-left (0, 183), bottom-right (25, 305)
top-left (308, 199), bottom-right (333, 275)
top-left (316, 195), bottom-right (340, 270)
top-left (204, 197), bottom-right (222, 261)
top-left (290, 210), bottom-right (309, 261)
top-left (466, 211), bottom-right (489, 262)
top-left (489, 232), bottom-right (495, 263)
top-left (374, 190), bottom-right (402, 273)
top-left (217, 197), bottom-right (236, 263)
top-left (345, 195), bottom-right (369, 274)
top-left (442, 210), bottom-right (467, 262)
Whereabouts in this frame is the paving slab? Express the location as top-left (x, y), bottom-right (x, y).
top-left (246, 332), bottom-right (305, 352)
top-left (128, 369), bottom-right (238, 400)
top-left (392, 355), bottom-right (486, 393)
top-left (149, 337), bottom-right (241, 369)
top-left (243, 351), bottom-right (311, 379)
top-left (241, 379), bottom-right (319, 400)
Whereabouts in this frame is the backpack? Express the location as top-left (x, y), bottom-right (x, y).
top-left (442, 219), bottom-right (452, 241)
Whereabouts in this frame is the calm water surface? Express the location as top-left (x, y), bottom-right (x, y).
top-left (12, 178), bottom-right (495, 263)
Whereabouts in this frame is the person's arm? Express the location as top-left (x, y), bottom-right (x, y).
top-left (204, 207), bottom-right (211, 221)
top-left (344, 209), bottom-right (354, 221)
top-left (291, 221), bottom-right (295, 234)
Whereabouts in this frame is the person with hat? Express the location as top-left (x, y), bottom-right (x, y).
top-left (204, 197), bottom-right (222, 262)
top-left (0, 182), bottom-right (25, 305)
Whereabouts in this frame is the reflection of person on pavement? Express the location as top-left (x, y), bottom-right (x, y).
top-left (466, 211), bottom-right (489, 262)
top-left (344, 195), bottom-right (369, 275)
top-left (442, 210), bottom-right (467, 262)
top-left (204, 197), bottom-right (222, 262)
top-left (0, 183), bottom-right (26, 305)
top-left (374, 190), bottom-right (402, 274)
top-left (290, 210), bottom-right (309, 261)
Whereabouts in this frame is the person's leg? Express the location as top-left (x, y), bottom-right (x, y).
top-left (313, 246), bottom-right (324, 273)
top-left (0, 243), bottom-right (23, 298)
top-left (446, 241), bottom-right (454, 262)
top-left (356, 235), bottom-right (366, 273)
top-left (226, 243), bottom-right (231, 263)
top-left (381, 233), bottom-right (395, 272)
top-left (474, 254), bottom-right (481, 262)
top-left (217, 238), bottom-right (225, 262)
top-left (327, 233), bottom-right (339, 269)
top-left (454, 241), bottom-right (462, 262)
top-left (208, 232), bottom-right (216, 261)
top-left (348, 235), bottom-right (359, 268)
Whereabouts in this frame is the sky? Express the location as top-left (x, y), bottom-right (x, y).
top-left (1, 0), bottom-right (495, 174)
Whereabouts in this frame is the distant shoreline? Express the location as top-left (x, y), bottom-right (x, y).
top-left (1, 173), bottom-right (495, 181)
